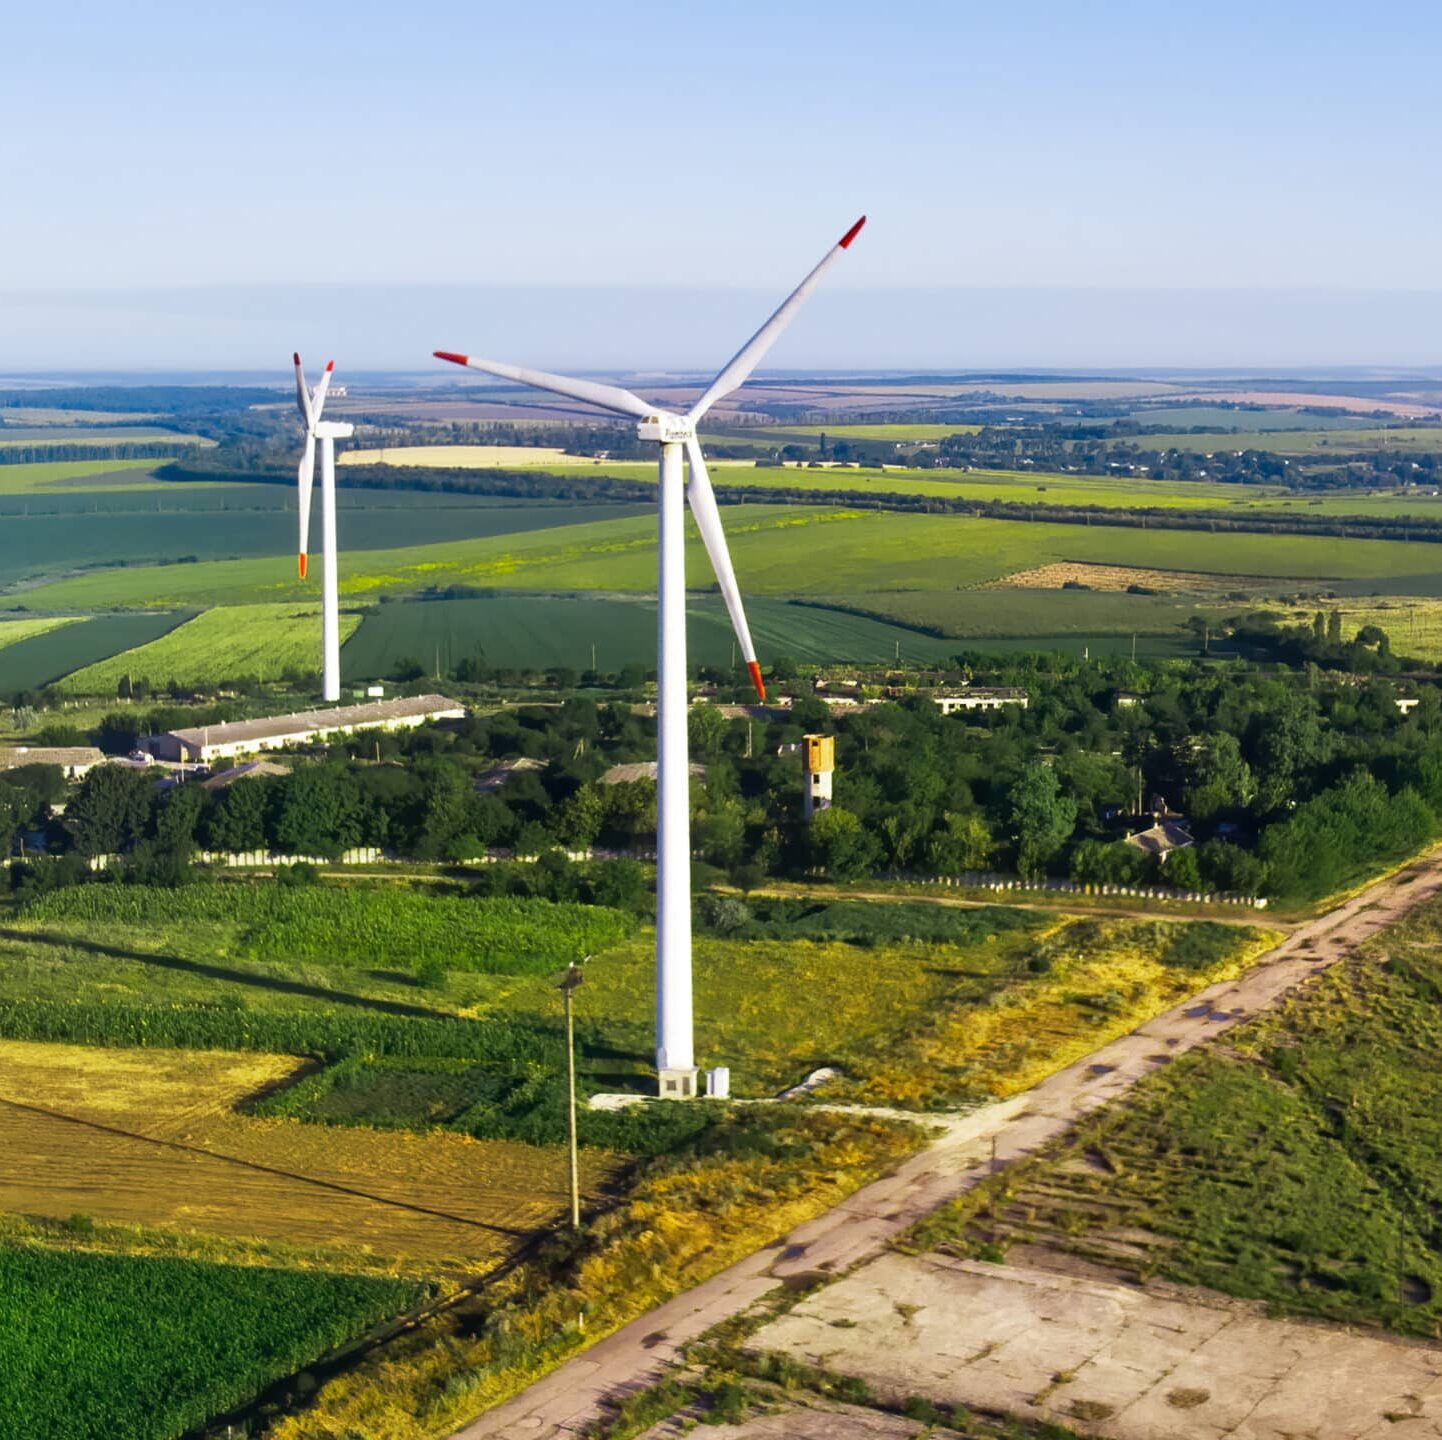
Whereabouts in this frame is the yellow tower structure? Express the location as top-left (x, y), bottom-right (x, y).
top-left (802, 733), bottom-right (834, 820)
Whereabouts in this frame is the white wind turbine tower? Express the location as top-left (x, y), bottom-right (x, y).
top-left (437, 216), bottom-right (866, 1098)
top-left (293, 354), bottom-right (354, 703)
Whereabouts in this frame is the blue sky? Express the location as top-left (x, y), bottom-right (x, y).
top-left (6, 1), bottom-right (1442, 369)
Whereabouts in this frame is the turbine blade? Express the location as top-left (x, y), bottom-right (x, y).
top-left (297, 432), bottom-right (315, 579)
top-left (687, 216), bottom-right (866, 424)
top-left (685, 436), bottom-right (765, 701)
top-left (309, 359), bottom-right (335, 421)
top-left (433, 351), bottom-right (654, 421)
top-left (293, 352), bottom-right (314, 428)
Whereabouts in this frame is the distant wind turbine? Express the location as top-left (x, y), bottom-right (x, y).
top-left (436, 217), bottom-right (866, 1097)
top-left (293, 354), bottom-right (353, 703)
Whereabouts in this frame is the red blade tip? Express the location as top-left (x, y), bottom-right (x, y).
top-left (293, 352), bottom-right (301, 366)
top-left (434, 351), bottom-right (469, 366)
top-left (839, 215), bottom-right (867, 249)
top-left (747, 660), bottom-right (766, 702)
top-left (324, 360), bottom-right (334, 373)
top-left (298, 553), bottom-right (308, 580)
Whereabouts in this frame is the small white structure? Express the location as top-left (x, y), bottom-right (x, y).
top-left (1396, 697), bottom-right (1421, 715)
top-left (777, 733), bottom-right (834, 819)
top-left (0, 746), bottom-right (105, 779)
top-left (705, 1066), bottom-right (730, 1099)
top-left (148, 694), bottom-right (465, 764)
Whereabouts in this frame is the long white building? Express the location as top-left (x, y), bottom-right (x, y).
top-left (147, 694), bottom-right (465, 764)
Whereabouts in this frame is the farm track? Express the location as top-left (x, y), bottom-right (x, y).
top-left (454, 846), bottom-right (1442, 1438)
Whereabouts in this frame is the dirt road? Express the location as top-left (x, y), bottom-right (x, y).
top-left (455, 850), bottom-right (1442, 1439)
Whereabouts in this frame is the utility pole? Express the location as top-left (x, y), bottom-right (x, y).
top-left (559, 959), bottom-right (587, 1231)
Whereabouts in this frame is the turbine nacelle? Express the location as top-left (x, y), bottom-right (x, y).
top-left (637, 412), bottom-right (693, 444)
top-left (314, 421), bottom-right (355, 439)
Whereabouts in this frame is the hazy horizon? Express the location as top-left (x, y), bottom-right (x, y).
top-left (9, 284), bottom-right (1442, 376)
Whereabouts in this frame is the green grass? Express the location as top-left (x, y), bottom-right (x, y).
top-left (0, 459), bottom-right (174, 493)
top-left (58, 604), bottom-right (365, 692)
top-left (0, 428), bottom-right (209, 449)
top-left (719, 423), bottom-right (984, 442)
top-left (1127, 426), bottom-right (1442, 454)
top-left (25, 508), bottom-right (1442, 614)
top-left (817, 588), bottom-right (1214, 640)
top-left (0, 1243), bottom-right (423, 1440)
top-left (910, 896), bottom-right (1442, 1338)
top-left (25, 885), bottom-right (635, 978)
top-left (0, 615), bottom-right (82, 650)
top-left (0, 611), bottom-right (193, 693)
top-left (342, 594), bottom-right (960, 676)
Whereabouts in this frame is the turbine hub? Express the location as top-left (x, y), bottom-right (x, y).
top-left (637, 412), bottom-right (692, 444)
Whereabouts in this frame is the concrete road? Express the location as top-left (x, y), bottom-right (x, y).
top-left (454, 850), bottom-right (1442, 1439)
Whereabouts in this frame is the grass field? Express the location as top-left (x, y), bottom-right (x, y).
top-left (0, 427), bottom-right (208, 449)
top-left (57, 603), bottom-right (364, 691)
top-left (26, 507), bottom-right (1442, 616)
top-left (0, 459), bottom-right (174, 494)
top-left (0, 611), bottom-right (192, 693)
top-left (1121, 405), bottom-right (1378, 431)
top-left (341, 445), bottom-right (759, 470)
top-left (1276, 598), bottom-right (1442, 661)
top-left (0, 614), bottom-right (81, 650)
top-left (0, 1242), bottom-right (422, 1440)
top-left (730, 422), bottom-right (984, 442)
top-left (819, 588), bottom-right (1212, 641)
top-left (1128, 426), bottom-right (1442, 454)
top-left (342, 593), bottom-right (962, 676)
top-left (910, 895), bottom-right (1442, 1339)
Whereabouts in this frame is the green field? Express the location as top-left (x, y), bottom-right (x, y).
top-left (0, 615), bottom-right (81, 650)
top-left (0, 459), bottom-right (175, 494)
top-left (1121, 406), bottom-right (1379, 431)
top-left (58, 604), bottom-right (364, 692)
top-left (0, 611), bottom-right (192, 693)
top-left (342, 593), bottom-right (962, 675)
top-left (0, 1244), bottom-right (421, 1440)
top-left (912, 893), bottom-right (1442, 1339)
top-left (0, 428), bottom-right (208, 449)
top-left (719, 422), bottom-right (984, 443)
top-left (824, 588), bottom-right (1213, 640)
top-left (22, 507), bottom-right (1442, 614)
top-left (1123, 426), bottom-right (1442, 455)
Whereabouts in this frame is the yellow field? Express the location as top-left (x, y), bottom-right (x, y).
top-left (0, 1041), bottom-right (619, 1274)
top-left (841, 918), bottom-right (1279, 1109)
top-left (1281, 598), bottom-right (1442, 662)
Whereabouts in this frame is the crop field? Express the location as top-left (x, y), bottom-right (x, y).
top-left (0, 481), bottom-right (653, 590)
top-left (718, 422), bottom-right (985, 443)
top-left (1127, 425), bottom-right (1442, 454)
top-left (0, 614), bottom-right (81, 650)
top-left (28, 506), bottom-right (1442, 618)
top-left (342, 592), bottom-right (961, 675)
top-left (0, 610), bottom-right (191, 693)
top-left (0, 458), bottom-right (173, 494)
top-left (1119, 405), bottom-right (1378, 431)
top-left (0, 426), bottom-right (208, 448)
top-left (27, 885), bottom-right (636, 978)
top-left (342, 444), bottom-right (759, 470)
top-left (57, 603), bottom-right (364, 691)
top-left (820, 588), bottom-right (1212, 641)
top-left (0, 1243), bottom-right (422, 1440)
top-left (0, 1039), bottom-right (619, 1269)
top-left (912, 896), bottom-right (1442, 1339)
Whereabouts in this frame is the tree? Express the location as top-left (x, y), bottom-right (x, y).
top-left (1163, 845), bottom-right (1202, 890)
top-left (1006, 765), bottom-right (1077, 879)
top-left (65, 765), bottom-right (154, 856)
top-left (1186, 733), bottom-right (1255, 820)
top-left (551, 784), bottom-right (606, 850)
top-left (204, 777), bottom-right (270, 851)
top-left (806, 806), bottom-right (880, 881)
top-left (1327, 609), bottom-right (1343, 645)
top-left (272, 766), bottom-right (363, 858)
top-left (925, 810), bottom-right (993, 874)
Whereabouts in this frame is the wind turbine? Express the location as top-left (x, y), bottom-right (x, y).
top-left (436, 216), bottom-right (866, 1098)
top-left (293, 354), bottom-right (354, 703)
